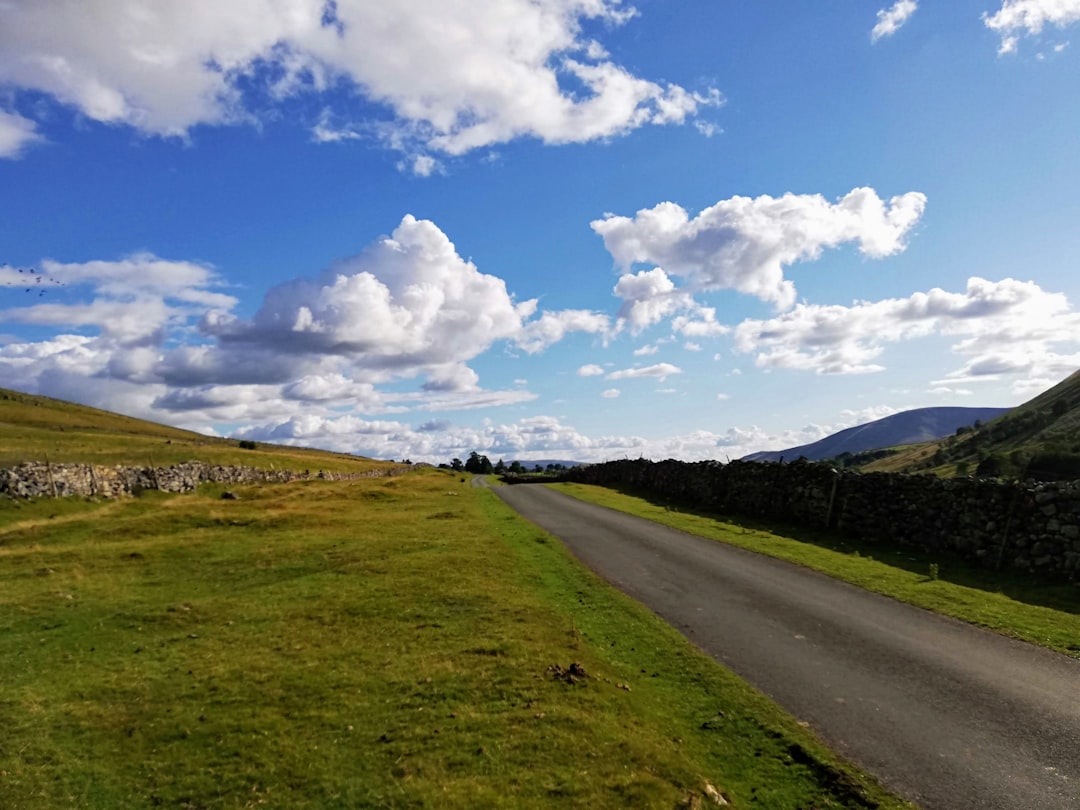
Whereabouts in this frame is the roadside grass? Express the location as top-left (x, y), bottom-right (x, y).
top-left (0, 472), bottom-right (909, 809)
top-left (550, 483), bottom-right (1080, 658)
top-left (0, 388), bottom-right (393, 472)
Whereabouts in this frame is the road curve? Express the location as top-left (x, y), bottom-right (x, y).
top-left (491, 482), bottom-right (1080, 810)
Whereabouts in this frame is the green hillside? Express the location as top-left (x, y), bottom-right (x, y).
top-left (863, 369), bottom-right (1080, 478)
top-left (0, 387), bottom-right (391, 473)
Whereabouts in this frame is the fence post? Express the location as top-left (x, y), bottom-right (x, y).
top-left (45, 453), bottom-right (59, 499)
top-left (824, 469), bottom-right (840, 529)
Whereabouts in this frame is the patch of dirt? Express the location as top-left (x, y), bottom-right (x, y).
top-left (547, 662), bottom-right (588, 684)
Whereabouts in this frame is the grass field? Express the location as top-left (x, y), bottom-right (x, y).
top-left (0, 471), bottom-right (910, 809)
top-left (551, 482), bottom-right (1080, 659)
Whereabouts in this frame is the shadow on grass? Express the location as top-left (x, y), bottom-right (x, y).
top-left (600, 483), bottom-right (1080, 620)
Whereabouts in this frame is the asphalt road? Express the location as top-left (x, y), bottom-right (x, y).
top-left (491, 481), bottom-right (1080, 810)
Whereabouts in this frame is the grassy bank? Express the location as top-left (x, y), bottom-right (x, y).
top-left (550, 482), bottom-right (1080, 658)
top-left (0, 472), bottom-right (908, 808)
top-left (0, 387), bottom-right (392, 472)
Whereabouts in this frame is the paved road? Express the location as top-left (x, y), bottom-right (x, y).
top-left (492, 481), bottom-right (1080, 810)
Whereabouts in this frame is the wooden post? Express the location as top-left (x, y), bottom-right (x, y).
top-left (88, 464), bottom-right (98, 497)
top-left (824, 469), bottom-right (840, 529)
top-left (45, 453), bottom-right (59, 499)
top-left (148, 456), bottom-right (161, 492)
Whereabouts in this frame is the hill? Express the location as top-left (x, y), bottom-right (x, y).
top-left (863, 369), bottom-right (1080, 478)
top-left (742, 406), bottom-right (1011, 464)
top-left (0, 386), bottom-right (388, 473)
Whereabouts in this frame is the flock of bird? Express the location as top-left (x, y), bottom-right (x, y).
top-left (1, 266), bottom-right (64, 296)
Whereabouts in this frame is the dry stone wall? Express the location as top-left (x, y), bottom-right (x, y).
top-left (561, 459), bottom-right (1080, 580)
top-left (0, 460), bottom-right (416, 500)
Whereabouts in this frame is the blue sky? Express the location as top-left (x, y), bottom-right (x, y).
top-left (2, 0), bottom-right (1079, 463)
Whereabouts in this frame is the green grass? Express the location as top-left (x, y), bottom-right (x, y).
top-left (550, 482), bottom-right (1080, 659)
top-left (0, 472), bottom-right (909, 808)
top-left (0, 387), bottom-right (394, 473)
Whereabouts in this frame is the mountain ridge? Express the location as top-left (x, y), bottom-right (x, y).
top-left (742, 406), bottom-right (1012, 463)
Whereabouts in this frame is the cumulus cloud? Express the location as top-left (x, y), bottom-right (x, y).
top-left (517, 309), bottom-right (611, 354)
top-left (984, 0), bottom-right (1080, 54)
top-left (594, 187), bottom-right (926, 314)
top-left (577, 364), bottom-right (605, 376)
top-left (607, 362), bottom-right (681, 381)
top-left (0, 215), bottom-right (586, 428)
top-left (0, 0), bottom-right (719, 164)
top-left (0, 109), bottom-right (43, 158)
top-left (1, 253), bottom-right (234, 346)
top-left (872, 1), bottom-right (918, 42)
top-left (733, 276), bottom-right (1080, 385)
top-left (601, 388), bottom-right (620, 398)
top-left (206, 215), bottom-right (528, 369)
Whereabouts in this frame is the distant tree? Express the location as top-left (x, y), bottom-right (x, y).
top-left (238, 440), bottom-right (257, 450)
top-left (533, 464), bottom-right (543, 473)
top-left (465, 451), bottom-right (494, 474)
top-left (495, 459), bottom-right (506, 473)
top-left (509, 460), bottom-right (524, 474)
top-left (450, 458), bottom-right (464, 472)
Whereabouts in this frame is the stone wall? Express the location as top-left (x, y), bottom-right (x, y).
top-left (0, 460), bottom-right (417, 500)
top-left (560, 459), bottom-right (1080, 579)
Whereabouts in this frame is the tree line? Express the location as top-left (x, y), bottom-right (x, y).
top-left (438, 451), bottom-right (568, 475)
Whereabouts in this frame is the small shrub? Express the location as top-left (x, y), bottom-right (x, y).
top-left (238, 440), bottom-right (257, 450)
top-left (928, 563), bottom-right (939, 581)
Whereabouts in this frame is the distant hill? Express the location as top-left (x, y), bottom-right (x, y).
top-left (742, 406), bottom-right (1011, 464)
top-left (864, 369), bottom-right (1080, 479)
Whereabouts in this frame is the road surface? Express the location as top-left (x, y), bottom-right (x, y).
top-left (491, 481), bottom-right (1080, 810)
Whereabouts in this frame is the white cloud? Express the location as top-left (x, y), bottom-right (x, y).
top-left (684, 341), bottom-right (702, 351)
top-left (207, 215), bottom-right (533, 374)
top-left (0, 0), bottom-right (719, 162)
top-left (633, 343), bottom-right (659, 356)
top-left (871, 1), bottom-right (918, 42)
top-left (929, 386), bottom-right (974, 396)
top-left (734, 276), bottom-right (1080, 382)
top-left (984, 0), bottom-right (1080, 53)
top-left (0, 108), bottom-right (43, 158)
top-left (0, 215), bottom-right (587, 428)
top-left (839, 405), bottom-right (899, 425)
top-left (601, 388), bottom-right (620, 398)
top-left (577, 363), bottom-right (605, 376)
top-left (311, 108), bottom-right (361, 144)
top-left (0, 253), bottom-right (234, 345)
top-left (716, 392), bottom-right (730, 400)
top-left (517, 309), bottom-right (611, 353)
top-left (594, 187), bottom-right (926, 312)
top-left (607, 362), bottom-right (681, 381)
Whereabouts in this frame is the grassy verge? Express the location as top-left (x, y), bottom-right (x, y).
top-left (550, 482), bottom-right (1080, 658)
top-left (0, 472), bottom-right (909, 808)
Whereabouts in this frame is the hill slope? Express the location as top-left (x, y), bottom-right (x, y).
top-left (0, 386), bottom-right (389, 472)
top-left (864, 369), bottom-right (1080, 478)
top-left (742, 406), bottom-right (1011, 463)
